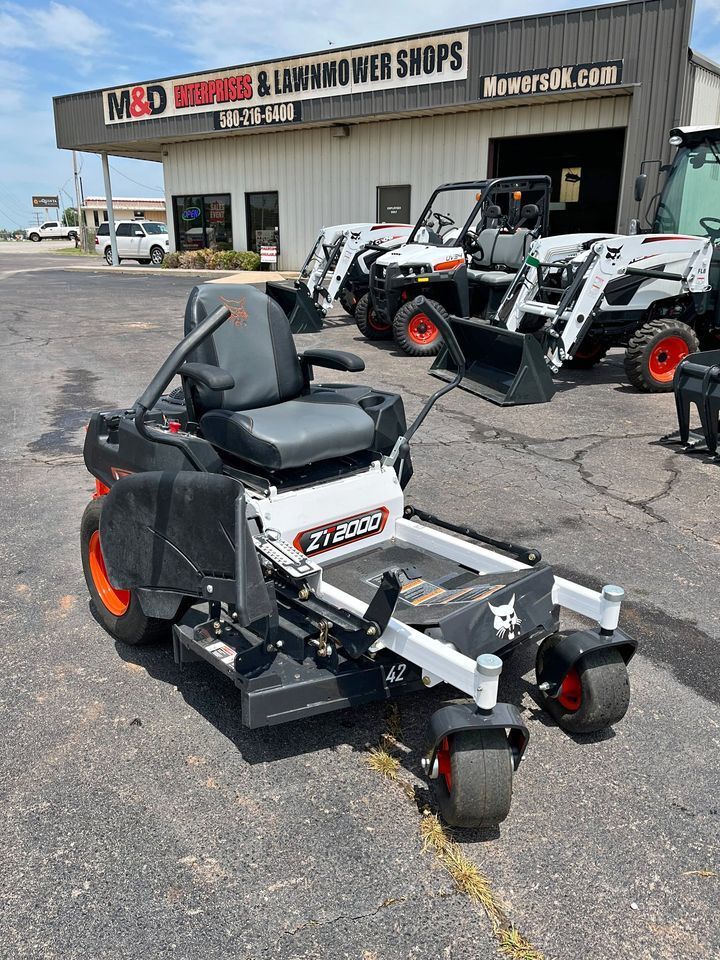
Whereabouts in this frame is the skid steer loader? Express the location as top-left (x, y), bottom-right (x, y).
top-left (432, 125), bottom-right (720, 404)
top-left (266, 222), bottom-right (412, 333)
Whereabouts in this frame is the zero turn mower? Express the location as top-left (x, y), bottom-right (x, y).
top-left (80, 285), bottom-right (636, 827)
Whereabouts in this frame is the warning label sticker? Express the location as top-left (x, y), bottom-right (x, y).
top-left (203, 640), bottom-right (237, 664)
top-left (372, 576), bottom-right (506, 607)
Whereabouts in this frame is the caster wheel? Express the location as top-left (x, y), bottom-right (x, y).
top-left (433, 729), bottom-right (513, 828)
top-left (536, 633), bottom-right (631, 734)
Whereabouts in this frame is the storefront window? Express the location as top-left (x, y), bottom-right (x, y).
top-left (173, 194), bottom-right (232, 250)
top-left (245, 191), bottom-right (279, 254)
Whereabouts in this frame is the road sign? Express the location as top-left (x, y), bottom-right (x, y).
top-left (32, 195), bottom-right (59, 208)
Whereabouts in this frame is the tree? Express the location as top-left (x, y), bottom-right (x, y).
top-left (62, 207), bottom-right (79, 226)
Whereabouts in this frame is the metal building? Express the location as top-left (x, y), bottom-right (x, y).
top-left (53, 0), bottom-right (720, 269)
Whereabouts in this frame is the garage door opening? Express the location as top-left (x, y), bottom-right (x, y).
top-left (490, 128), bottom-right (626, 233)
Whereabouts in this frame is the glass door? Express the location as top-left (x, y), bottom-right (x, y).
top-left (245, 191), bottom-right (279, 254)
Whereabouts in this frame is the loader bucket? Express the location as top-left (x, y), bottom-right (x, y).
top-left (430, 316), bottom-right (556, 406)
top-left (266, 279), bottom-right (324, 333)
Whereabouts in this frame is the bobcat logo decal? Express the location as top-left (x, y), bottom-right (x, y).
top-left (488, 594), bottom-right (522, 641)
top-left (605, 245), bottom-right (623, 262)
top-left (219, 296), bottom-right (249, 327)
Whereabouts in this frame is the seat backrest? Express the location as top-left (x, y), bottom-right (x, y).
top-left (184, 283), bottom-right (304, 415)
top-left (474, 228), bottom-right (501, 268)
top-left (488, 229), bottom-right (530, 270)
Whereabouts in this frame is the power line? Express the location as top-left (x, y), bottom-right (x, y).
top-left (108, 163), bottom-right (164, 195)
top-left (0, 204), bottom-right (26, 229)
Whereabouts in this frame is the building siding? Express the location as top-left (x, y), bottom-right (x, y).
top-left (54, 0), bottom-right (700, 246)
top-left (690, 62), bottom-right (720, 125)
top-left (164, 96), bottom-right (630, 268)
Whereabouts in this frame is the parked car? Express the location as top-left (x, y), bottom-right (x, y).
top-left (27, 221), bottom-right (79, 242)
top-left (97, 220), bottom-right (169, 265)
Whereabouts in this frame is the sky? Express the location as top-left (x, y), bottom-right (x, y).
top-left (0, 0), bottom-right (719, 230)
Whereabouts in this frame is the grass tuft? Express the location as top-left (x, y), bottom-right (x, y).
top-left (497, 927), bottom-right (546, 960)
top-left (365, 747), bottom-right (400, 780)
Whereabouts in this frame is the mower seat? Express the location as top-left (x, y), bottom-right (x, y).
top-left (183, 284), bottom-right (378, 471)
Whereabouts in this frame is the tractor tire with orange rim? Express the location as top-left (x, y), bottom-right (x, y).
top-left (355, 293), bottom-right (392, 340)
top-left (624, 317), bottom-right (699, 392)
top-left (535, 633), bottom-right (631, 734)
top-left (392, 297), bottom-right (447, 357)
top-left (81, 498), bottom-right (180, 645)
top-left (433, 729), bottom-right (513, 828)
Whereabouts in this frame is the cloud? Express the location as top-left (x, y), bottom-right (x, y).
top-left (0, 2), bottom-right (108, 53)
top-left (161, 0), bottom-right (597, 69)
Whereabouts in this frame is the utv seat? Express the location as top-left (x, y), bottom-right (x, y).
top-left (183, 284), bottom-right (379, 471)
top-left (467, 204), bottom-right (540, 288)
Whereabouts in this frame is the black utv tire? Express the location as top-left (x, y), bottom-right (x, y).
top-left (355, 292), bottom-right (393, 340)
top-left (339, 288), bottom-right (358, 317)
top-left (624, 318), bottom-right (699, 392)
top-left (565, 338), bottom-right (609, 369)
top-left (536, 633), bottom-right (631, 734)
top-left (392, 297), bottom-right (446, 357)
top-left (433, 729), bottom-right (513, 828)
top-left (81, 498), bottom-right (180, 646)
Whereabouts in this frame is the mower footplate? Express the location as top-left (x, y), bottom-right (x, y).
top-left (325, 542), bottom-right (559, 659)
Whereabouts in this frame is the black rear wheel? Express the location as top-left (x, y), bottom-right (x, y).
top-left (433, 729), bottom-right (513, 828)
top-left (81, 498), bottom-right (183, 646)
top-left (338, 288), bottom-right (358, 317)
top-left (392, 297), bottom-right (446, 357)
top-left (565, 337), bottom-right (608, 369)
top-left (536, 633), bottom-right (631, 734)
top-left (624, 318), bottom-right (699, 392)
top-left (355, 292), bottom-right (392, 340)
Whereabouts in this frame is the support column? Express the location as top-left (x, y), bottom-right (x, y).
top-left (101, 151), bottom-right (119, 266)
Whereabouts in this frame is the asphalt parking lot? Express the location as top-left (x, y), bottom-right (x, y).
top-left (1, 263), bottom-right (718, 960)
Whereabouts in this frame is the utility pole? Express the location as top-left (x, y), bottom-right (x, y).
top-left (72, 150), bottom-right (88, 252)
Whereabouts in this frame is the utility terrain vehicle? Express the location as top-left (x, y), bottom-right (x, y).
top-left (267, 221), bottom-right (412, 333)
top-left (80, 285), bottom-right (635, 827)
top-left (358, 177), bottom-right (551, 356)
top-left (432, 125), bottom-right (720, 402)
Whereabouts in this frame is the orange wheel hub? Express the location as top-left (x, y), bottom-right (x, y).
top-left (648, 336), bottom-right (689, 383)
top-left (407, 312), bottom-right (439, 345)
top-left (557, 668), bottom-right (582, 711)
top-left (436, 736), bottom-right (452, 791)
top-left (88, 530), bottom-right (130, 616)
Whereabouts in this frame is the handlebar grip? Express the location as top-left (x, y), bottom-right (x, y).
top-left (410, 296), bottom-right (466, 374)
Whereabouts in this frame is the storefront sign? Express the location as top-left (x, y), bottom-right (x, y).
top-left (260, 245), bottom-right (278, 263)
top-left (32, 195), bottom-right (59, 207)
top-left (103, 32), bottom-right (468, 125)
top-left (213, 101), bottom-right (302, 130)
top-left (181, 206), bottom-right (201, 220)
top-left (480, 59), bottom-right (623, 100)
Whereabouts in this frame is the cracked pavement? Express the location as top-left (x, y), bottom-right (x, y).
top-left (1, 267), bottom-right (718, 960)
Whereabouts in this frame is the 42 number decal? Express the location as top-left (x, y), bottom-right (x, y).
top-left (385, 663), bottom-right (407, 684)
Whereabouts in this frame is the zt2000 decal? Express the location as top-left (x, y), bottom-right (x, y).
top-left (294, 507), bottom-right (389, 556)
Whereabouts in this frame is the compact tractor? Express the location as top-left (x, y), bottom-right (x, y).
top-left (432, 125), bottom-right (720, 403)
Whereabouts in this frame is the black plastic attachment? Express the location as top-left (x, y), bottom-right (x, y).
top-left (535, 627), bottom-right (637, 697)
top-left (426, 702), bottom-right (529, 771)
top-left (670, 349), bottom-right (720, 455)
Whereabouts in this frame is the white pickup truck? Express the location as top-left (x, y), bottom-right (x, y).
top-left (27, 220), bottom-right (79, 242)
